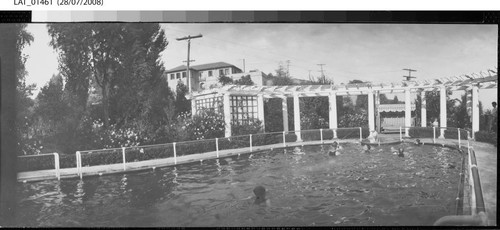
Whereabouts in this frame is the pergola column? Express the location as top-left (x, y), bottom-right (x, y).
top-left (281, 97), bottom-right (289, 132)
top-left (191, 98), bottom-right (197, 117)
top-left (420, 90), bottom-right (427, 127)
top-left (328, 92), bottom-right (338, 138)
top-left (375, 91), bottom-right (381, 133)
top-left (257, 94), bottom-right (265, 132)
top-left (293, 94), bottom-right (302, 142)
top-left (368, 91), bottom-right (375, 131)
top-left (223, 93), bottom-right (231, 137)
top-left (404, 88), bottom-right (412, 136)
top-left (439, 86), bottom-right (447, 139)
top-left (472, 85), bottom-right (480, 137)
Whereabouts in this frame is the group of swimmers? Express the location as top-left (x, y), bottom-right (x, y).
top-left (251, 136), bottom-right (422, 207)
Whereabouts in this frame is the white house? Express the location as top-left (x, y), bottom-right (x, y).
top-left (164, 62), bottom-right (266, 92)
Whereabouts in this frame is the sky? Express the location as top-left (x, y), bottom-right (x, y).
top-left (24, 23), bottom-right (498, 110)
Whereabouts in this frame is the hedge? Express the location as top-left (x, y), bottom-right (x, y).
top-left (474, 131), bottom-right (497, 146)
top-left (17, 154), bottom-right (76, 172)
top-left (17, 128), bottom-right (371, 172)
top-left (408, 127), bottom-right (470, 140)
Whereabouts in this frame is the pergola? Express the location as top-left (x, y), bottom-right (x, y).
top-left (189, 74), bottom-right (498, 140)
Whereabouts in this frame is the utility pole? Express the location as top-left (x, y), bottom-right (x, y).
top-left (176, 34), bottom-right (203, 93)
top-left (403, 68), bottom-right (417, 81)
top-left (317, 64), bottom-right (326, 77)
top-left (308, 70), bottom-right (312, 81)
top-left (239, 58), bottom-right (245, 72)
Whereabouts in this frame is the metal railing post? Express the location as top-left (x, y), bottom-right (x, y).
top-left (216, 138), bottom-right (219, 158)
top-left (320, 129), bottom-right (323, 143)
top-left (76, 151), bottom-right (82, 179)
top-left (458, 128), bottom-right (461, 149)
top-left (53, 152), bottom-right (60, 180)
top-left (173, 142), bottom-right (177, 164)
top-left (283, 131), bottom-right (286, 147)
top-left (333, 128), bottom-right (337, 139)
top-left (359, 127), bottom-right (362, 141)
top-left (467, 130), bottom-right (471, 143)
top-left (121, 147), bottom-right (126, 171)
top-left (250, 134), bottom-right (253, 152)
top-left (399, 126), bottom-right (402, 141)
top-left (433, 126), bottom-right (436, 143)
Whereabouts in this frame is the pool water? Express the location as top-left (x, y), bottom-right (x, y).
top-left (16, 142), bottom-right (462, 227)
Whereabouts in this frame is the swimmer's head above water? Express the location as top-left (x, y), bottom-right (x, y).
top-left (253, 185), bottom-right (267, 205)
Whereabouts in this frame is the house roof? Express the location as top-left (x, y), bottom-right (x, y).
top-left (165, 62), bottom-right (241, 74)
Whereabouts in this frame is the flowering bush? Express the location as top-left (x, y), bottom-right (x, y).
top-left (338, 109), bottom-right (368, 128)
top-left (88, 119), bottom-right (145, 148)
top-left (174, 109), bottom-right (225, 141)
top-left (300, 111), bottom-right (328, 130)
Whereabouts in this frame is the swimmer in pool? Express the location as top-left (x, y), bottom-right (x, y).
top-left (328, 144), bottom-right (340, 156)
top-left (397, 148), bottom-right (404, 157)
top-left (332, 141), bottom-right (343, 150)
top-left (363, 144), bottom-right (371, 153)
top-left (253, 185), bottom-right (271, 206)
top-left (367, 130), bottom-right (379, 143)
top-left (391, 146), bottom-right (398, 155)
top-left (414, 139), bottom-right (421, 145)
top-left (293, 147), bottom-right (304, 155)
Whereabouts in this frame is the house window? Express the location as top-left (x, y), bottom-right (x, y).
top-left (208, 71), bottom-right (213, 77)
top-left (219, 69), bottom-right (224, 76)
top-left (224, 68), bottom-right (229, 75)
top-left (170, 74), bottom-right (175, 80)
top-left (176, 73), bottom-right (180, 79)
top-left (182, 72), bottom-right (186, 78)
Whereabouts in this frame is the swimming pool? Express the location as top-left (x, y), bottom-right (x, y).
top-left (16, 142), bottom-right (463, 227)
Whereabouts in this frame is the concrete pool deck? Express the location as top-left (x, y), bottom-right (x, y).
top-left (17, 135), bottom-right (496, 226)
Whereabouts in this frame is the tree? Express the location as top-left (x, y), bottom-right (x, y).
top-left (175, 81), bottom-right (191, 116)
top-left (0, 23), bottom-right (34, 225)
top-left (47, 23), bottom-right (172, 150)
top-left (414, 90), bottom-right (459, 127)
top-left (49, 24), bottom-right (169, 122)
top-left (271, 64), bottom-right (295, 86)
top-left (12, 24), bottom-right (36, 155)
top-left (32, 74), bottom-right (75, 153)
top-left (218, 74), bottom-right (233, 85)
top-left (234, 75), bottom-right (254, 85)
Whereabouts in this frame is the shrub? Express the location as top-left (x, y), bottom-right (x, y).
top-left (219, 136), bottom-right (251, 150)
top-left (126, 145), bottom-right (174, 162)
top-left (339, 109), bottom-right (368, 128)
top-left (300, 111), bottom-right (328, 130)
top-left (175, 139), bottom-right (217, 156)
top-left (474, 131), bottom-right (497, 146)
top-left (17, 154), bottom-right (76, 172)
top-left (253, 133), bottom-right (290, 146)
top-left (81, 150), bottom-right (122, 167)
top-left (409, 127), bottom-right (438, 138)
top-left (231, 119), bottom-right (263, 136)
top-left (408, 127), bottom-right (469, 140)
top-left (337, 128), bottom-right (369, 139)
top-left (185, 109), bottom-right (225, 140)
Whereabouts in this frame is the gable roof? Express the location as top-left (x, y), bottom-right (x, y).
top-left (165, 62), bottom-right (241, 74)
